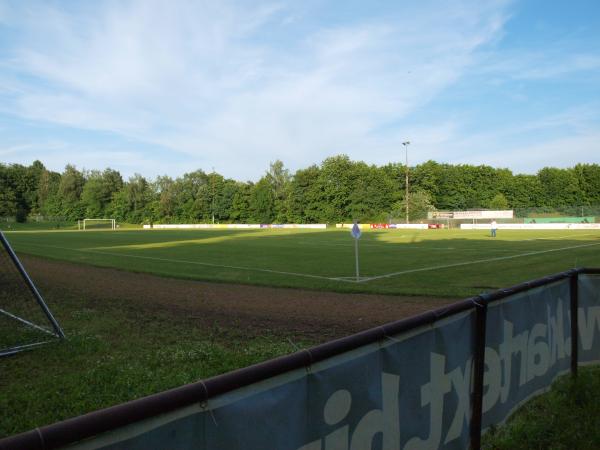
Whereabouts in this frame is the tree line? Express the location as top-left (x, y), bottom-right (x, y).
top-left (1, 157), bottom-right (599, 224)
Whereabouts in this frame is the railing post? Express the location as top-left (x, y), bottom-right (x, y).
top-left (470, 295), bottom-right (488, 450)
top-left (570, 270), bottom-right (579, 378)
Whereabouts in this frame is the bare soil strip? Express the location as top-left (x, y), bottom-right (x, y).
top-left (21, 255), bottom-right (457, 341)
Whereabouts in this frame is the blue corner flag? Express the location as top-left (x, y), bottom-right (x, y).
top-left (351, 222), bottom-right (362, 239)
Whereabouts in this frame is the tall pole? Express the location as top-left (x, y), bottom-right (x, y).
top-left (402, 141), bottom-right (410, 224)
top-left (211, 167), bottom-right (215, 225)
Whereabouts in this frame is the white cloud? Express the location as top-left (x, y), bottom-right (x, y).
top-left (0, 143), bottom-right (34, 157)
top-left (1, 0), bottom-right (515, 179)
top-left (433, 106), bottom-right (600, 173)
top-left (454, 133), bottom-right (600, 173)
top-left (477, 50), bottom-right (600, 81)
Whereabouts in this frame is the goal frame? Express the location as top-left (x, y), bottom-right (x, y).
top-left (79, 218), bottom-right (117, 230)
top-left (0, 231), bottom-right (65, 357)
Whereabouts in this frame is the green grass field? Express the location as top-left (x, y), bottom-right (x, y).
top-left (5, 227), bottom-right (600, 297)
top-left (2, 227), bottom-right (600, 441)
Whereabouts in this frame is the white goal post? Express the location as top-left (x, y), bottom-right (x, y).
top-left (78, 219), bottom-right (117, 230)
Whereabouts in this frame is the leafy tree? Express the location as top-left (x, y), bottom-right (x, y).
top-left (286, 165), bottom-right (321, 223)
top-left (391, 189), bottom-right (436, 222)
top-left (313, 155), bottom-right (356, 222)
top-left (81, 168), bottom-right (124, 218)
top-left (265, 160), bottom-right (291, 222)
top-left (0, 167), bottom-right (17, 218)
top-left (4, 157), bottom-right (599, 225)
top-left (205, 172), bottom-right (229, 223)
top-left (574, 164), bottom-right (600, 205)
top-left (538, 167), bottom-right (584, 207)
top-left (505, 174), bottom-right (544, 208)
top-left (37, 168), bottom-right (62, 217)
top-left (0, 162), bottom-right (44, 221)
top-left (410, 160), bottom-right (444, 206)
top-left (348, 163), bottom-right (397, 222)
top-left (109, 174), bottom-right (153, 222)
top-left (177, 170), bottom-right (209, 220)
top-left (230, 182), bottom-right (253, 222)
top-left (248, 178), bottom-right (275, 223)
top-left (489, 193), bottom-right (509, 210)
top-left (217, 179), bottom-right (240, 222)
top-left (57, 165), bottom-right (85, 220)
top-left (153, 176), bottom-right (176, 221)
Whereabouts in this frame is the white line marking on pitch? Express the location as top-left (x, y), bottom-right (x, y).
top-left (17, 243), bottom-right (351, 283)
top-left (518, 232), bottom-right (599, 242)
top-left (294, 241), bottom-right (456, 250)
top-left (358, 241), bottom-right (600, 283)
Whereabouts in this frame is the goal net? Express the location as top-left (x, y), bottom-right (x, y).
top-left (0, 232), bottom-right (65, 357)
top-left (79, 218), bottom-right (116, 230)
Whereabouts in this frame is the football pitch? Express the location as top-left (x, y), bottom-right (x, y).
top-left (5, 228), bottom-right (600, 297)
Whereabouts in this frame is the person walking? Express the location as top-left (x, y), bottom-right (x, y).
top-left (491, 219), bottom-right (497, 238)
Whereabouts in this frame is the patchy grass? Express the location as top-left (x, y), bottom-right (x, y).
top-left (0, 287), bottom-right (312, 438)
top-left (482, 366), bottom-right (600, 450)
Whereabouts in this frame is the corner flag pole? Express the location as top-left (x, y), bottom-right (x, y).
top-left (351, 222), bottom-right (361, 282)
top-left (355, 238), bottom-right (360, 281)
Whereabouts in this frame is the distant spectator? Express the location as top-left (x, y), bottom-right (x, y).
top-left (491, 219), bottom-right (497, 238)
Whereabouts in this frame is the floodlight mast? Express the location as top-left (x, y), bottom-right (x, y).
top-left (211, 167), bottom-right (215, 225)
top-left (402, 141), bottom-right (410, 224)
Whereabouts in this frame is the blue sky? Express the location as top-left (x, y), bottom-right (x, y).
top-left (1, 0), bottom-right (599, 181)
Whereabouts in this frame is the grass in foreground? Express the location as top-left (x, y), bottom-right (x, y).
top-left (0, 287), bottom-right (313, 438)
top-left (483, 366), bottom-right (600, 450)
top-left (2, 227), bottom-right (600, 440)
top-left (5, 228), bottom-right (600, 298)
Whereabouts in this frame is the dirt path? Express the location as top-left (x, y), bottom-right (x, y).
top-left (22, 255), bottom-right (458, 341)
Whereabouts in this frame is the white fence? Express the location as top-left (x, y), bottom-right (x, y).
top-left (144, 224), bottom-right (327, 230)
top-left (461, 223), bottom-right (600, 230)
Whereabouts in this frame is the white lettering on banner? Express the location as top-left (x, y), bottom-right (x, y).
top-left (298, 374), bottom-right (400, 450)
top-left (349, 373), bottom-right (399, 449)
top-left (404, 354), bottom-right (452, 450)
top-left (296, 303), bottom-right (598, 450)
top-left (444, 358), bottom-right (472, 444)
top-left (579, 306), bottom-right (600, 350)
top-left (483, 348), bottom-right (501, 412)
top-left (528, 323), bottom-right (550, 380)
top-left (547, 304), bottom-right (567, 364)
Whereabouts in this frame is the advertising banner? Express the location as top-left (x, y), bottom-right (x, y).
top-left (66, 312), bottom-right (476, 450)
top-left (389, 224), bottom-right (429, 230)
top-left (482, 280), bottom-right (572, 430)
top-left (370, 223), bottom-right (391, 229)
top-left (578, 274), bottom-right (600, 365)
top-left (452, 210), bottom-right (513, 219)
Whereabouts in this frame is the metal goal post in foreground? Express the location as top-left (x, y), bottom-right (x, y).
top-left (0, 231), bottom-right (65, 357)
